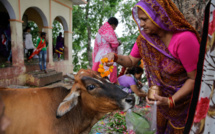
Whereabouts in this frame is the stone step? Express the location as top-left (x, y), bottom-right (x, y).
top-left (26, 69), bottom-right (63, 87)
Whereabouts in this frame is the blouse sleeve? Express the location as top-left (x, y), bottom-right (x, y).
top-left (130, 42), bottom-right (141, 58)
top-left (176, 32), bottom-right (200, 72)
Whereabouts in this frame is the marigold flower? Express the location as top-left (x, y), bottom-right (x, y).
top-left (99, 64), bottom-right (103, 68)
top-left (104, 71), bottom-right (110, 76)
top-left (101, 58), bottom-right (105, 64)
top-left (98, 68), bottom-right (105, 73)
top-left (109, 68), bottom-right (113, 72)
top-left (104, 57), bottom-right (108, 62)
top-left (99, 58), bottom-right (114, 77)
top-left (101, 73), bottom-right (105, 78)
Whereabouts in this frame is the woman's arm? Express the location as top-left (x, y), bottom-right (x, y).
top-left (130, 85), bottom-right (147, 97)
top-left (147, 70), bottom-right (196, 106)
top-left (104, 52), bottom-right (141, 67)
top-left (172, 70), bottom-right (196, 102)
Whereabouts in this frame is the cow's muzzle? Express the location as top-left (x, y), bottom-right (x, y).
top-left (122, 94), bottom-right (135, 111)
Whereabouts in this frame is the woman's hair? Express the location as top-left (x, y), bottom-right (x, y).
top-left (108, 17), bottom-right (118, 26)
top-left (126, 66), bottom-right (143, 75)
top-left (40, 32), bottom-right (46, 37)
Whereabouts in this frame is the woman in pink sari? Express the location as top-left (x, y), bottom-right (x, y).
top-left (103, 0), bottom-right (200, 133)
top-left (92, 17), bottom-right (121, 83)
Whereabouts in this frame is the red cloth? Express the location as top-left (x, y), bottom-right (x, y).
top-left (118, 67), bottom-right (126, 78)
top-left (2, 39), bottom-right (6, 45)
top-left (28, 38), bottom-right (46, 60)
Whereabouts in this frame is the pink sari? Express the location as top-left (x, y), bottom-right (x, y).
top-left (92, 22), bottom-right (120, 83)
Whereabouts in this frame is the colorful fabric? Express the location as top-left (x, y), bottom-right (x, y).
top-left (55, 36), bottom-right (64, 55)
top-left (28, 38), bottom-right (47, 60)
top-left (92, 22), bottom-right (120, 83)
top-left (2, 39), bottom-right (6, 45)
top-left (157, 109), bottom-right (184, 134)
top-left (131, 31), bottom-right (200, 72)
top-left (132, 0), bottom-right (200, 132)
top-left (118, 75), bottom-right (137, 93)
top-left (0, 37), bottom-right (8, 57)
top-left (186, 1), bottom-right (215, 133)
top-left (36, 38), bottom-right (47, 51)
top-left (118, 66), bottom-right (126, 78)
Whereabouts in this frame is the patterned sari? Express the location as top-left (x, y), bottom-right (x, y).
top-left (132, 0), bottom-right (200, 133)
top-left (92, 22), bottom-right (120, 83)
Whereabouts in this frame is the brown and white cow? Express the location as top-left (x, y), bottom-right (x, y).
top-left (0, 69), bottom-right (135, 134)
top-left (0, 95), bottom-right (10, 134)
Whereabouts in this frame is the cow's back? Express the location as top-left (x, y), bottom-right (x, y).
top-left (0, 87), bottom-right (69, 134)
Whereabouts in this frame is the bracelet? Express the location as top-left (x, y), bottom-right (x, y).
top-left (168, 97), bottom-right (173, 108)
top-left (114, 53), bottom-right (118, 62)
top-left (168, 97), bottom-right (175, 108)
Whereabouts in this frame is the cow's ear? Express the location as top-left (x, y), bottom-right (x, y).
top-left (56, 89), bottom-right (80, 118)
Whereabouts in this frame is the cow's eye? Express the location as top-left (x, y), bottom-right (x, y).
top-left (86, 85), bottom-right (95, 90)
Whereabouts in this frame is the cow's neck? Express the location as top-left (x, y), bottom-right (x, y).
top-left (58, 103), bottom-right (106, 134)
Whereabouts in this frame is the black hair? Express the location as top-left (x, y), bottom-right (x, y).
top-left (108, 17), bottom-right (118, 26)
top-left (40, 32), bottom-right (46, 37)
top-left (26, 27), bottom-right (31, 30)
top-left (59, 32), bottom-right (62, 35)
top-left (126, 66), bottom-right (143, 75)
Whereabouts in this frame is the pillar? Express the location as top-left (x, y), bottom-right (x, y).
top-left (10, 21), bottom-right (24, 66)
top-left (64, 31), bottom-right (72, 62)
top-left (43, 27), bottom-right (53, 64)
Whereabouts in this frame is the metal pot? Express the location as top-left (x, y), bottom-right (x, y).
top-left (148, 85), bottom-right (161, 101)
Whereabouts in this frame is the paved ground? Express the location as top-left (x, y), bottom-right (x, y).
top-left (7, 74), bottom-right (74, 90)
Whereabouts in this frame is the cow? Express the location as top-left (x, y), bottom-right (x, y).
top-left (0, 69), bottom-right (135, 134)
top-left (0, 95), bottom-right (10, 134)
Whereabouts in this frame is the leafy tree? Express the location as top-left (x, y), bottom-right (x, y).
top-left (118, 0), bottom-right (139, 55)
top-left (28, 21), bottom-right (39, 46)
top-left (72, 0), bottom-right (122, 72)
top-left (72, 5), bottom-right (88, 72)
top-left (28, 20), bottom-right (63, 48)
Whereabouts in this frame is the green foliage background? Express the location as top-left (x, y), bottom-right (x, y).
top-left (28, 20), bottom-right (62, 47)
top-left (28, 0), bottom-right (144, 81)
top-left (72, 0), bottom-right (139, 72)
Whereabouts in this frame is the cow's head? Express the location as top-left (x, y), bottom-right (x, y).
top-left (56, 69), bottom-right (135, 118)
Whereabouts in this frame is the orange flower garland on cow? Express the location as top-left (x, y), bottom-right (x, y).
top-left (98, 57), bottom-right (114, 77)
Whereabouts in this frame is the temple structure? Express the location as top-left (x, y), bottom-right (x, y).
top-left (0, 0), bottom-right (86, 86)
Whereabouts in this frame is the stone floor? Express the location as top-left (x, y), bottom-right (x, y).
top-left (7, 73), bottom-right (74, 89)
top-left (0, 54), bottom-right (65, 69)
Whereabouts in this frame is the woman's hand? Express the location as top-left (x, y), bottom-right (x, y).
top-left (102, 53), bottom-right (141, 68)
top-left (102, 52), bottom-right (115, 66)
top-left (146, 94), bottom-right (168, 106)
